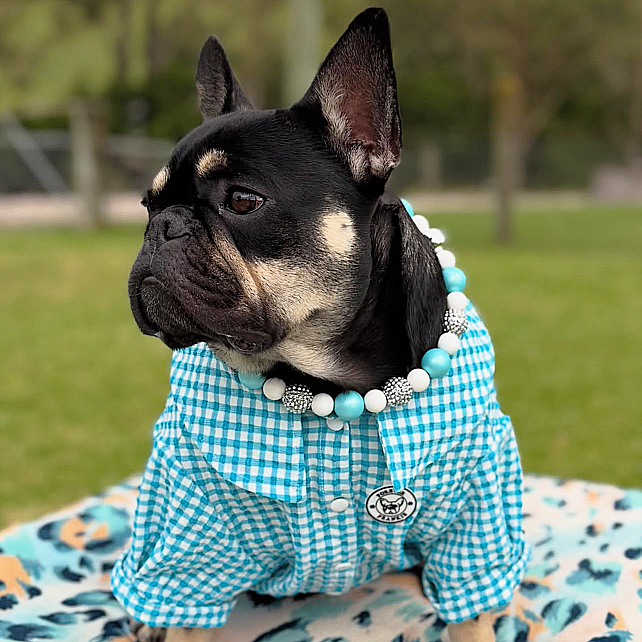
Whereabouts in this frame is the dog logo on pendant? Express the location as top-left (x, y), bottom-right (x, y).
top-left (366, 485), bottom-right (418, 523)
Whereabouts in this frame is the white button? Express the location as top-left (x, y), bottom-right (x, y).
top-left (326, 417), bottom-right (344, 431)
top-left (330, 498), bottom-right (349, 512)
top-left (334, 561), bottom-right (352, 571)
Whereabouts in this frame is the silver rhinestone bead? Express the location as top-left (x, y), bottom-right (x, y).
top-left (382, 376), bottom-right (414, 407)
top-left (443, 309), bottom-right (468, 337)
top-left (282, 383), bottom-right (313, 414)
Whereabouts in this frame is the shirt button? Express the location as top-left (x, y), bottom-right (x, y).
top-left (330, 497), bottom-right (349, 513)
top-left (326, 417), bottom-right (344, 431)
top-left (334, 561), bottom-right (353, 571)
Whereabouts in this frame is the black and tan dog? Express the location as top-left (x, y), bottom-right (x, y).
top-left (126, 8), bottom-right (495, 642)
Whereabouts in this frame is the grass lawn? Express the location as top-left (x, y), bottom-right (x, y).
top-left (1, 206), bottom-right (641, 526)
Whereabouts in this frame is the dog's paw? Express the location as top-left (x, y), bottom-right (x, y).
top-left (128, 617), bottom-right (167, 642)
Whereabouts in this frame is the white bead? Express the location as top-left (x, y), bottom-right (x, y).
top-left (437, 249), bottom-right (456, 268)
top-left (437, 332), bottom-right (461, 355)
top-left (263, 377), bottom-right (286, 400)
top-left (447, 291), bottom-right (468, 311)
top-left (326, 417), bottom-right (345, 431)
top-left (434, 245), bottom-right (443, 253)
top-left (312, 393), bottom-right (334, 417)
top-left (407, 368), bottom-right (430, 392)
top-left (364, 389), bottom-right (387, 413)
top-left (427, 228), bottom-right (446, 245)
top-left (412, 215), bottom-right (430, 235)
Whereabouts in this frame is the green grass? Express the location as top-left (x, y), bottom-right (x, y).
top-left (1, 207), bottom-right (641, 526)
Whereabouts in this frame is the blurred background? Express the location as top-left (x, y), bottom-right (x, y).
top-left (1, 0), bottom-right (640, 526)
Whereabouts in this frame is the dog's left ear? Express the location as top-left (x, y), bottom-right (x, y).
top-left (196, 36), bottom-right (253, 120)
top-left (293, 8), bottom-right (401, 187)
top-left (372, 198), bottom-right (447, 368)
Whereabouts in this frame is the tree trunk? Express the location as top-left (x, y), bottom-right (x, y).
top-left (70, 100), bottom-right (106, 228)
top-left (145, 0), bottom-right (164, 76)
top-left (626, 33), bottom-right (642, 165)
top-left (115, 0), bottom-right (132, 84)
top-left (492, 71), bottom-right (525, 244)
top-left (283, 0), bottom-right (322, 105)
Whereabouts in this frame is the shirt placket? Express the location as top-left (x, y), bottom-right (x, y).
top-left (321, 416), bottom-right (359, 594)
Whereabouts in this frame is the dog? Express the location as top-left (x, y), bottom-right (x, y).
top-left (114, 8), bottom-right (528, 642)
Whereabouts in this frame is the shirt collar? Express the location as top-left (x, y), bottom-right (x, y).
top-left (167, 305), bottom-right (495, 501)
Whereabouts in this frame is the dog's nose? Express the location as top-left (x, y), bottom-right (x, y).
top-left (147, 208), bottom-right (192, 245)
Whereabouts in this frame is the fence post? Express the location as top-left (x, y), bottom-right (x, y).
top-left (418, 140), bottom-right (441, 189)
top-left (493, 72), bottom-right (524, 244)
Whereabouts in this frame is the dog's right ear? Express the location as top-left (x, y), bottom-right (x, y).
top-left (196, 36), bottom-right (253, 120)
top-left (292, 8), bottom-right (401, 188)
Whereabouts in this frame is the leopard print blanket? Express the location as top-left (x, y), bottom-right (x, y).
top-left (0, 475), bottom-right (640, 641)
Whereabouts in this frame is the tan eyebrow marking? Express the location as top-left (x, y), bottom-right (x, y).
top-left (195, 149), bottom-right (228, 178)
top-left (151, 166), bottom-right (170, 194)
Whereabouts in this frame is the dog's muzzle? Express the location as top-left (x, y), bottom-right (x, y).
top-left (128, 206), bottom-right (274, 353)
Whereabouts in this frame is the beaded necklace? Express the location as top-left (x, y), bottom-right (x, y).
top-left (235, 199), bottom-right (468, 422)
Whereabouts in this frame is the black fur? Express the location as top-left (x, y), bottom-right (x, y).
top-left (196, 36), bottom-right (253, 119)
top-left (293, 7), bottom-right (402, 189)
top-left (128, 7), bottom-right (447, 394)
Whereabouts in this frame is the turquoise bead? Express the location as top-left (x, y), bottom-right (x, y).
top-left (334, 390), bottom-right (365, 421)
top-left (400, 197), bottom-right (414, 217)
top-left (237, 371), bottom-right (266, 390)
top-left (421, 348), bottom-right (451, 378)
top-left (442, 266), bottom-right (466, 293)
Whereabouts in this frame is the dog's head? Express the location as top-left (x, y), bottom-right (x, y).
top-left (379, 494), bottom-right (406, 514)
top-left (129, 8), bottom-right (446, 392)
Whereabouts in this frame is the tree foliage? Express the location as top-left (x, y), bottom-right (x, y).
top-left (1, 0), bottom-right (641, 189)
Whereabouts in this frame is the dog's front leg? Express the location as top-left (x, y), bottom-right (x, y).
top-left (447, 611), bottom-right (495, 642)
top-left (164, 627), bottom-right (232, 642)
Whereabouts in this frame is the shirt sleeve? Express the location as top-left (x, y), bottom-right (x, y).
top-left (111, 398), bottom-right (263, 629)
top-left (420, 404), bottom-right (530, 623)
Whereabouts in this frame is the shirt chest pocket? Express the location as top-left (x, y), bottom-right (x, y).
top-left (404, 456), bottom-right (475, 547)
top-left (360, 444), bottom-right (476, 566)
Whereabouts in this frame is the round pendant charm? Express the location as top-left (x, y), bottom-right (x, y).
top-left (282, 383), bottom-right (313, 413)
top-left (443, 309), bottom-right (468, 337)
top-left (366, 485), bottom-right (418, 523)
top-left (382, 376), bottom-right (414, 407)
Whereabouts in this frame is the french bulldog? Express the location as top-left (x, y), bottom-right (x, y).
top-left (124, 8), bottom-right (506, 642)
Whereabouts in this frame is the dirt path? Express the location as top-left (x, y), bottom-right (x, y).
top-left (0, 190), bottom-right (632, 228)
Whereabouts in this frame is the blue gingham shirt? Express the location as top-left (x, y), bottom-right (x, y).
top-left (111, 304), bottom-right (529, 627)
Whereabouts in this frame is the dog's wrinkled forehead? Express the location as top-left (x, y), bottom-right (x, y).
top-left (154, 110), bottom-right (356, 203)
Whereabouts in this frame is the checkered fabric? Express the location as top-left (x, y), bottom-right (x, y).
top-left (111, 304), bottom-right (529, 627)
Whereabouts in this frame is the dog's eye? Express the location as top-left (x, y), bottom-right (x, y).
top-left (227, 190), bottom-right (264, 214)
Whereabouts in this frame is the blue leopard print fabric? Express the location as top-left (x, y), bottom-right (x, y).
top-left (0, 475), bottom-right (640, 641)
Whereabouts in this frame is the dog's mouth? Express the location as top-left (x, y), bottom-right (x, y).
top-left (159, 330), bottom-right (271, 353)
top-left (218, 332), bottom-right (271, 354)
top-left (131, 275), bottom-right (273, 354)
